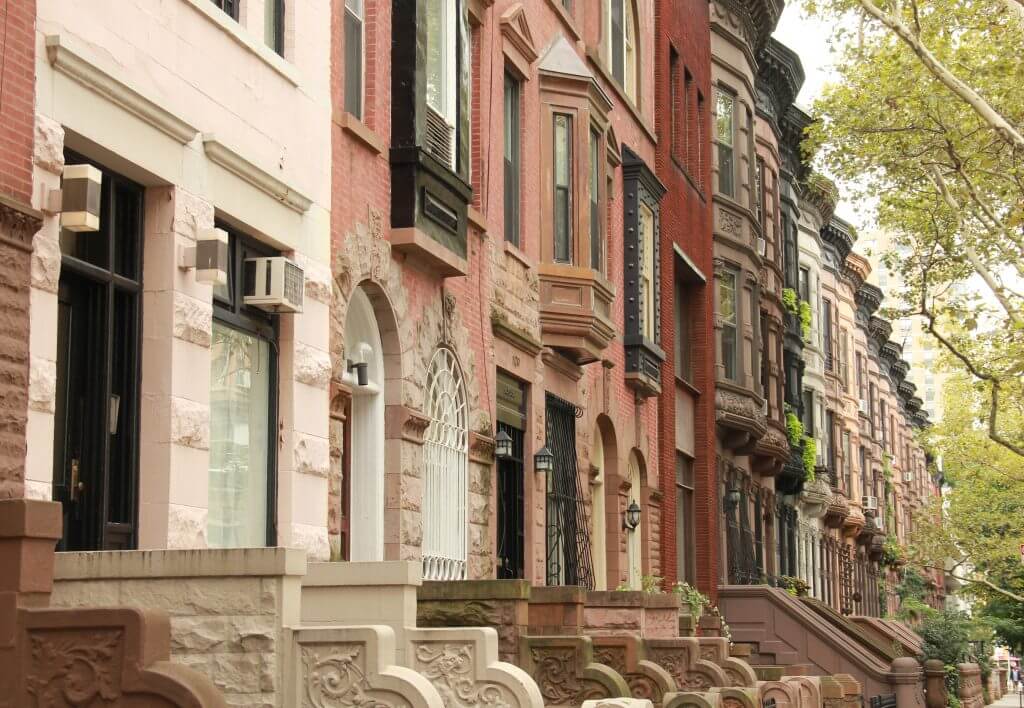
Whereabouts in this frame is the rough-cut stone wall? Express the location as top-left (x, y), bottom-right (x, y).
top-left (50, 549), bottom-right (303, 708)
top-left (0, 0), bottom-right (40, 501)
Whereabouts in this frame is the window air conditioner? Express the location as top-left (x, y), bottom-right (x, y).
top-left (902, 471), bottom-right (914, 483)
top-left (757, 237), bottom-right (767, 258)
top-left (761, 399), bottom-right (769, 415)
top-left (243, 257), bottom-right (304, 313)
top-left (859, 398), bottom-right (869, 414)
top-left (863, 495), bottom-right (878, 511)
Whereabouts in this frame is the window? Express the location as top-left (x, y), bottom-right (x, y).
top-left (640, 203), bottom-right (655, 339)
top-left (265, 0), bottom-right (285, 55)
top-left (212, 0), bottom-right (239, 20)
top-left (826, 411), bottom-right (837, 484)
top-left (859, 446), bottom-right (869, 497)
top-left (344, 0), bottom-right (364, 118)
top-left (670, 49), bottom-right (683, 164)
top-left (209, 228), bottom-right (279, 549)
top-left (798, 266), bottom-right (810, 302)
top-left (822, 298), bottom-right (833, 371)
top-left (608, 0), bottom-right (638, 103)
top-left (504, 72), bottom-right (521, 247)
top-left (719, 269), bottom-right (738, 380)
top-left (802, 389), bottom-right (814, 436)
top-left (674, 276), bottom-right (692, 382)
top-left (423, 348), bottom-right (469, 580)
top-left (676, 454), bottom-right (696, 583)
top-left (839, 329), bottom-right (850, 389)
top-left (842, 430), bottom-right (852, 493)
top-left (590, 129), bottom-right (603, 271)
top-left (553, 114), bottom-right (573, 263)
top-left (425, 0), bottom-right (458, 168)
top-left (760, 311), bottom-right (769, 400)
top-left (755, 157), bottom-right (765, 233)
top-left (869, 383), bottom-right (877, 437)
top-left (695, 90), bottom-right (705, 187)
top-left (715, 89), bottom-right (735, 196)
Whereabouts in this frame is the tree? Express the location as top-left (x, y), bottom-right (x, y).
top-left (907, 374), bottom-right (1024, 618)
top-left (804, 0), bottom-right (1024, 457)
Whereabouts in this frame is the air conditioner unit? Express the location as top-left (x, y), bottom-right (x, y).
top-left (757, 237), bottom-right (767, 257)
top-left (243, 257), bottom-right (304, 313)
top-left (902, 471), bottom-right (914, 483)
top-left (859, 398), bottom-right (869, 414)
top-left (761, 399), bottom-right (769, 415)
top-left (862, 495), bottom-right (878, 511)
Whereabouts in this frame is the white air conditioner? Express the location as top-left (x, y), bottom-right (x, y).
top-left (761, 399), bottom-right (769, 415)
top-left (863, 495), bottom-right (878, 511)
top-left (902, 471), bottom-right (914, 483)
top-left (757, 236), bottom-right (767, 257)
top-left (859, 398), bottom-right (869, 414)
top-left (243, 257), bottom-right (304, 313)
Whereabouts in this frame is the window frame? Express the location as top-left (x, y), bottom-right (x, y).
top-left (210, 224), bottom-right (280, 548)
top-left (715, 87), bottom-right (736, 197)
top-left (719, 267), bottom-right (739, 381)
top-left (212, 0), bottom-right (240, 21)
top-left (504, 71), bottom-right (522, 247)
top-left (552, 112), bottom-right (574, 264)
top-left (607, 0), bottom-right (639, 105)
top-left (675, 453), bottom-right (696, 584)
top-left (344, 0), bottom-right (365, 119)
top-left (264, 0), bottom-right (285, 56)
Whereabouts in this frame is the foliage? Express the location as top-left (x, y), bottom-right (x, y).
top-left (896, 567), bottom-right (929, 603)
top-left (803, 0), bottom-right (1024, 459)
top-left (917, 607), bottom-right (973, 666)
top-left (799, 301), bottom-right (813, 341)
top-left (707, 606), bottom-right (732, 643)
top-left (778, 575), bottom-right (811, 597)
top-left (641, 574), bottom-right (664, 594)
top-left (802, 437), bottom-right (817, 481)
top-left (881, 536), bottom-right (903, 568)
top-left (786, 412), bottom-right (804, 446)
top-left (673, 581), bottom-right (710, 619)
top-left (783, 288), bottom-right (799, 315)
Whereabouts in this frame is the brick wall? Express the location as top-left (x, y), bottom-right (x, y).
top-left (0, 0), bottom-right (38, 500)
top-left (654, 0), bottom-right (717, 597)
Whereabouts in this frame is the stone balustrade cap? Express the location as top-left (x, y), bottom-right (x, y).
top-left (418, 578), bottom-right (532, 601)
top-left (304, 560), bottom-right (420, 587)
top-left (53, 547), bottom-right (307, 580)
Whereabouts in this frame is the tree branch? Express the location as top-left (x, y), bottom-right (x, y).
top-left (854, 0), bottom-right (1024, 152)
top-left (924, 565), bottom-right (1024, 604)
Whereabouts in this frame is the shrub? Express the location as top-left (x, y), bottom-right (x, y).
top-left (673, 581), bottom-right (710, 619)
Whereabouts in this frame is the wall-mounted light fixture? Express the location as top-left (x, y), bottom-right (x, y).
top-left (624, 500), bottom-right (642, 531)
top-left (178, 227), bottom-right (230, 285)
top-left (347, 342), bottom-right (372, 387)
top-left (494, 429), bottom-right (513, 460)
top-left (52, 164), bottom-right (102, 232)
top-left (724, 488), bottom-right (741, 509)
top-left (534, 446), bottom-right (554, 474)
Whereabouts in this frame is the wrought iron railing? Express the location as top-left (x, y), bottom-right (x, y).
top-left (545, 394), bottom-right (594, 589)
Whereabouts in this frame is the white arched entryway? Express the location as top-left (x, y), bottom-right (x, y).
top-left (422, 348), bottom-right (469, 580)
top-left (344, 287), bottom-right (385, 561)
top-left (626, 449), bottom-right (644, 590)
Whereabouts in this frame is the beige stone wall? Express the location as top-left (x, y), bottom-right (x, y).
top-left (50, 548), bottom-right (305, 708)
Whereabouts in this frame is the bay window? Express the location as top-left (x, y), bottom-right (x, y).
top-left (426, 0), bottom-right (458, 169)
top-left (640, 203), bottom-right (655, 339)
top-left (715, 89), bottom-right (735, 197)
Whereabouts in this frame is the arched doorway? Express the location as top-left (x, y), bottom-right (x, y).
top-left (626, 449), bottom-right (644, 589)
top-left (422, 348), bottom-right (469, 580)
top-left (591, 423), bottom-right (608, 590)
top-left (343, 287), bottom-right (386, 561)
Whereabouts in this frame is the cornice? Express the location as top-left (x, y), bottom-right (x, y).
top-left (843, 252), bottom-right (871, 292)
top-left (821, 216), bottom-right (856, 263)
top-left (710, 0), bottom-right (784, 58)
top-left (869, 316), bottom-right (893, 348)
top-left (203, 136), bottom-right (312, 213)
top-left (891, 359), bottom-right (910, 384)
top-left (907, 396), bottom-right (923, 413)
top-left (800, 171), bottom-right (837, 224)
top-left (898, 379), bottom-right (917, 401)
top-left (912, 410), bottom-right (930, 429)
top-left (880, 340), bottom-right (902, 369)
top-left (856, 283), bottom-right (883, 317)
top-left (622, 146), bottom-right (667, 200)
top-left (780, 106), bottom-right (814, 183)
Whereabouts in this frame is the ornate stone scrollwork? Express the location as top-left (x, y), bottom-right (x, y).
top-left (414, 643), bottom-right (512, 708)
top-left (26, 629), bottom-right (124, 705)
top-left (302, 644), bottom-right (404, 708)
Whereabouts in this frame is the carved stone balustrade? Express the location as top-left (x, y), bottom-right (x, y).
top-left (591, 635), bottom-right (677, 706)
top-left (520, 635), bottom-right (630, 707)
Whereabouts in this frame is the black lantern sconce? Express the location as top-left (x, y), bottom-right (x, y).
top-left (534, 446), bottom-right (554, 474)
top-left (347, 342), bottom-right (372, 387)
top-left (494, 430), bottom-right (513, 460)
top-left (624, 500), bottom-right (642, 531)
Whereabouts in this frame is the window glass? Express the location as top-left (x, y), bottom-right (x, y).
top-left (590, 129), bottom-right (602, 271)
top-left (674, 276), bottom-right (692, 381)
top-left (504, 73), bottom-right (521, 246)
top-left (265, 0), bottom-right (285, 55)
top-left (212, 0), bottom-right (239, 21)
top-left (640, 203), bottom-right (655, 340)
top-left (345, 0), bottom-right (364, 118)
top-left (553, 113), bottom-right (573, 263)
top-left (208, 321), bottom-right (271, 548)
top-left (426, 0), bottom-right (456, 122)
top-left (719, 270), bottom-right (737, 380)
top-left (675, 454), bottom-right (695, 583)
top-left (715, 90), bottom-right (735, 196)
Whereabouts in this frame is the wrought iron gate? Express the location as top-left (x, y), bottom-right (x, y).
top-left (496, 421), bottom-right (525, 579)
top-left (545, 393), bottom-right (595, 588)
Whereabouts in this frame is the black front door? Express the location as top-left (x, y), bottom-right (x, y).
top-left (52, 156), bottom-right (142, 551)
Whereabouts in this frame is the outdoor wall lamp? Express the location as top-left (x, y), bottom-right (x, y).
top-left (347, 342), bottom-right (372, 387)
top-left (178, 227), bottom-right (230, 285)
top-left (494, 429), bottom-right (513, 460)
top-left (534, 446), bottom-right (554, 474)
top-left (724, 488), bottom-right (742, 509)
top-left (624, 500), bottom-right (642, 531)
top-left (47, 163), bottom-right (102, 232)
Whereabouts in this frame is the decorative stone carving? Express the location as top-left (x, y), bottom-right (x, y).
top-left (646, 639), bottom-right (729, 695)
top-left (0, 195), bottom-right (42, 249)
top-left (26, 628), bottom-right (124, 704)
top-left (717, 209), bottom-right (743, 237)
top-left (302, 644), bottom-right (400, 708)
top-left (523, 639), bottom-right (628, 708)
top-left (413, 643), bottom-right (512, 708)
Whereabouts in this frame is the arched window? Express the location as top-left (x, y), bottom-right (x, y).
top-left (422, 348), bottom-right (469, 580)
top-left (607, 0), bottom-right (638, 104)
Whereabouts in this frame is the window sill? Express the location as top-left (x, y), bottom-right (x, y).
top-left (671, 156), bottom-right (707, 201)
top-left (181, 0), bottom-right (299, 87)
top-left (584, 46), bottom-right (657, 144)
top-left (503, 240), bottom-right (533, 269)
top-left (468, 205), bottom-right (488, 234)
top-left (675, 376), bottom-right (702, 398)
top-left (338, 112), bottom-right (385, 155)
top-left (544, 0), bottom-right (581, 41)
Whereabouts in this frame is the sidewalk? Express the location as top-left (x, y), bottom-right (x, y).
top-left (993, 691), bottom-right (1024, 708)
